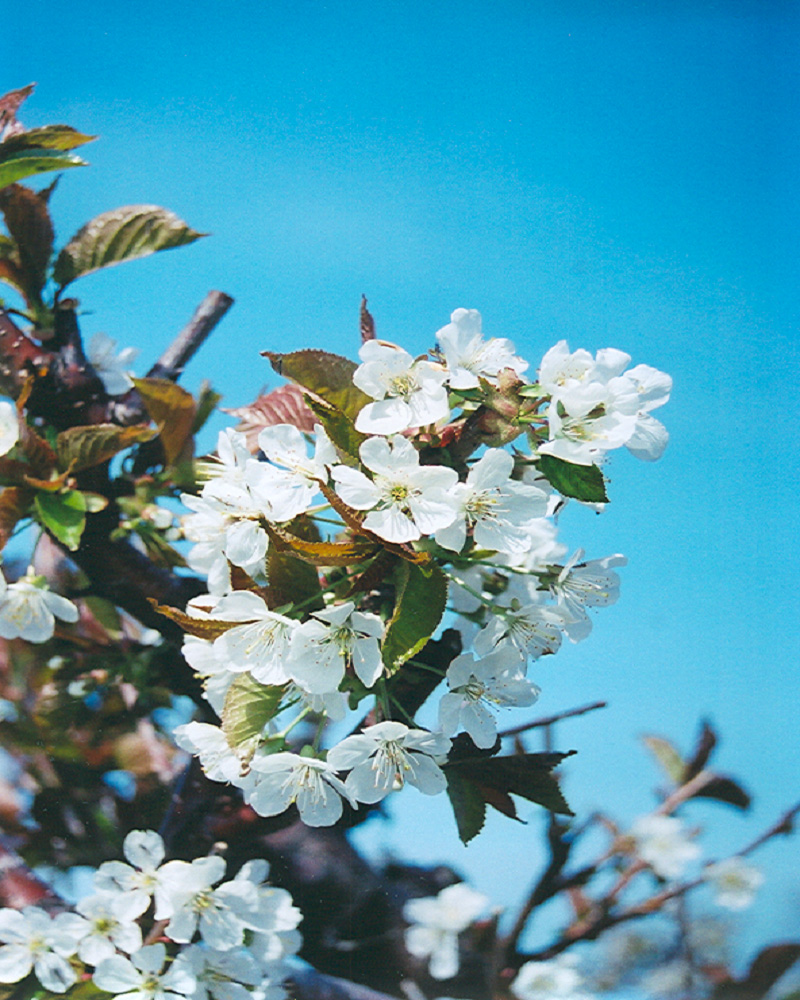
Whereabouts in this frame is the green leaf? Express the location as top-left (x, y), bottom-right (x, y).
top-left (34, 489), bottom-right (86, 551)
top-left (53, 205), bottom-right (206, 288)
top-left (56, 423), bottom-right (156, 472)
top-left (381, 561), bottom-right (448, 672)
top-left (642, 735), bottom-right (685, 785)
top-left (131, 378), bottom-right (196, 466)
top-left (267, 545), bottom-right (324, 612)
top-left (222, 673), bottom-right (287, 748)
top-left (0, 124), bottom-right (96, 153)
top-left (536, 454), bottom-right (608, 503)
top-left (263, 349), bottom-right (370, 423)
top-left (444, 768), bottom-right (487, 844)
top-left (444, 748), bottom-right (575, 843)
top-left (305, 396), bottom-right (365, 462)
top-left (0, 149), bottom-right (86, 191)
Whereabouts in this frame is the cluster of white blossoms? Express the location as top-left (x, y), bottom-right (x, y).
top-left (173, 308), bottom-right (669, 827)
top-left (0, 830), bottom-right (300, 999)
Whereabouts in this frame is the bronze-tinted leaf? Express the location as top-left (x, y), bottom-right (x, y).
top-left (223, 384), bottom-right (315, 453)
top-left (56, 423), bottom-right (156, 473)
top-left (0, 125), bottom-right (96, 154)
top-left (0, 486), bottom-right (32, 548)
top-left (0, 184), bottom-right (54, 307)
top-left (150, 601), bottom-right (239, 641)
top-left (266, 524), bottom-right (376, 567)
top-left (712, 943), bottom-right (800, 1000)
top-left (53, 205), bottom-right (206, 288)
top-left (0, 84), bottom-right (35, 133)
top-left (262, 349), bottom-right (370, 423)
top-left (131, 378), bottom-right (196, 467)
top-left (360, 295), bottom-right (376, 343)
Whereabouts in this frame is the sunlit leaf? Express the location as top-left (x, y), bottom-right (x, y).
top-left (150, 601), bottom-right (239, 641)
top-left (222, 673), bottom-right (287, 748)
top-left (267, 524), bottom-right (376, 567)
top-left (0, 149), bottom-right (86, 192)
top-left (263, 349), bottom-right (370, 423)
top-left (0, 124), bottom-right (96, 153)
top-left (53, 205), bottom-right (206, 288)
top-left (56, 423), bottom-right (156, 472)
top-left (642, 735), bottom-right (685, 785)
top-left (34, 489), bottom-right (86, 551)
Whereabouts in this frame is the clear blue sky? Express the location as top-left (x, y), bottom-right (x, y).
top-left (7, 0), bottom-right (800, 971)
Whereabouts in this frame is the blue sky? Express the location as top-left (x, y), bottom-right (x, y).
top-left (7, 0), bottom-right (800, 971)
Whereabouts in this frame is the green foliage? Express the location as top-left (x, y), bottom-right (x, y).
top-left (34, 489), bottom-right (86, 550)
top-left (56, 423), bottom-right (156, 473)
top-left (444, 738), bottom-right (575, 844)
top-left (381, 560), bottom-right (448, 672)
top-left (52, 205), bottom-right (206, 289)
top-left (222, 673), bottom-right (287, 749)
top-left (536, 453), bottom-right (609, 503)
top-left (0, 148), bottom-right (86, 192)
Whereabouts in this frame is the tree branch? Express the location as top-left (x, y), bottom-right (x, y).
top-left (147, 291), bottom-right (234, 381)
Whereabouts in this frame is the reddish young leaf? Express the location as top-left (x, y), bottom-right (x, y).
top-left (223, 383), bottom-right (315, 453)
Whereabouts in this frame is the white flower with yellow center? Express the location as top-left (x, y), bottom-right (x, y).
top-left (474, 603), bottom-right (565, 660)
top-left (353, 341), bottom-right (450, 435)
top-left (211, 590), bottom-right (297, 685)
top-left (93, 942), bottom-right (196, 1000)
top-left (286, 600), bottom-right (383, 694)
top-left (705, 856), bottom-right (764, 910)
top-left (439, 648), bottom-right (538, 748)
top-left (630, 814), bottom-right (701, 880)
top-left (0, 570), bottom-right (78, 643)
top-left (332, 435), bottom-right (458, 543)
top-left (247, 751), bottom-right (356, 827)
top-left (549, 549), bottom-right (627, 641)
top-left (327, 721), bottom-right (451, 804)
top-left (435, 448), bottom-right (548, 554)
top-left (436, 308), bottom-right (528, 390)
top-left (94, 830), bottom-right (168, 918)
top-left (0, 907), bottom-right (82, 993)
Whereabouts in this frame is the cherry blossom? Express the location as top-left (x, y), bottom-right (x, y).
top-left (0, 569), bottom-right (78, 642)
top-left (87, 332), bottom-right (138, 396)
top-left (438, 648), bottom-right (539, 748)
top-left (549, 550), bottom-right (627, 641)
top-left (211, 590), bottom-right (297, 685)
top-left (74, 892), bottom-right (143, 964)
top-left (94, 829), bottom-right (167, 917)
top-left (93, 942), bottom-right (196, 1000)
top-left (435, 308), bottom-right (528, 390)
top-left (474, 602), bottom-right (565, 660)
top-left (286, 600), bottom-right (383, 694)
top-left (246, 750), bottom-right (356, 826)
top-left (403, 882), bottom-right (489, 980)
top-left (0, 400), bottom-right (19, 456)
top-left (630, 814), bottom-right (701, 880)
top-left (511, 954), bottom-right (593, 1000)
top-left (353, 340), bottom-right (450, 434)
top-left (434, 448), bottom-right (548, 554)
top-left (332, 435), bottom-right (458, 543)
top-left (705, 856), bottom-right (764, 910)
top-left (327, 721), bottom-right (451, 804)
top-left (0, 907), bottom-right (82, 993)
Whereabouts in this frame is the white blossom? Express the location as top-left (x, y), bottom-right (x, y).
top-left (0, 570), bottom-right (78, 642)
top-left (72, 892), bottom-right (143, 964)
top-left (0, 400), bottom-right (19, 456)
top-left (175, 945), bottom-right (262, 1000)
top-left (287, 601), bottom-right (383, 694)
top-left (249, 423), bottom-right (334, 521)
top-left (211, 590), bottom-right (297, 685)
top-left (435, 448), bottom-right (548, 554)
top-left (0, 907), bottom-right (82, 993)
top-left (353, 341), bottom-right (449, 435)
top-left (94, 829), bottom-right (167, 917)
top-left (87, 332), bottom-right (138, 396)
top-left (247, 751), bottom-right (356, 827)
top-left (332, 435), bottom-right (458, 543)
top-left (474, 602), bottom-right (564, 660)
top-left (630, 814), bottom-right (701, 880)
top-left (511, 954), bottom-right (592, 1000)
top-left (438, 648), bottom-right (538, 748)
top-left (705, 856), bottom-right (764, 910)
top-left (327, 721), bottom-right (451, 804)
top-left (403, 882), bottom-right (489, 980)
top-left (549, 550), bottom-right (627, 641)
top-left (93, 942), bottom-right (196, 1000)
top-left (436, 308), bottom-right (528, 390)
top-left (173, 722), bottom-right (251, 787)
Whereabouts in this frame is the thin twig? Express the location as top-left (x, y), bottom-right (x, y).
top-left (498, 700), bottom-right (607, 738)
top-left (147, 291), bottom-right (234, 381)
